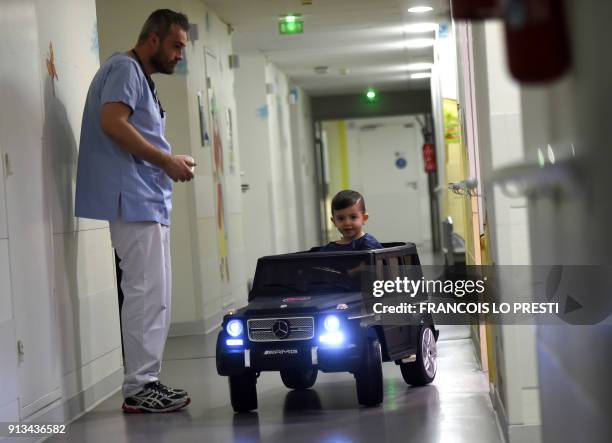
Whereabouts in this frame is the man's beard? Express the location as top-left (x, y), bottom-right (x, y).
top-left (150, 50), bottom-right (174, 74)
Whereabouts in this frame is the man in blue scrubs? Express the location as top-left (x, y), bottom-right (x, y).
top-left (75, 9), bottom-right (194, 413)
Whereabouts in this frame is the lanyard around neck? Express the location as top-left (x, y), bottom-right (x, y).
top-left (131, 49), bottom-right (165, 118)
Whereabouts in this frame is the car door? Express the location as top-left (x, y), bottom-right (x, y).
top-left (378, 256), bottom-right (416, 359)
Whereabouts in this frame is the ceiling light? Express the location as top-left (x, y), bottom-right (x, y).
top-left (411, 72), bottom-right (432, 79)
top-left (406, 62), bottom-right (434, 71)
top-left (404, 38), bottom-right (435, 48)
top-left (404, 23), bottom-right (438, 33)
top-left (408, 6), bottom-right (434, 13)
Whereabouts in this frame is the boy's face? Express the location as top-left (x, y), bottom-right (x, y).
top-left (330, 203), bottom-right (369, 241)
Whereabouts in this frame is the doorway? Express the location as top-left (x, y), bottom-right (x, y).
top-left (319, 116), bottom-right (432, 246)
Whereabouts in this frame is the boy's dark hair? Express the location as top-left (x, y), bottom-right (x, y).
top-left (331, 190), bottom-right (366, 214)
top-left (138, 9), bottom-right (190, 44)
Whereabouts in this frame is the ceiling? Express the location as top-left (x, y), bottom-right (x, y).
top-left (204, 0), bottom-right (451, 96)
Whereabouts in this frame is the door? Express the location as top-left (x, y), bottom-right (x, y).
top-left (0, 0), bottom-right (60, 418)
top-left (355, 121), bottom-right (428, 244)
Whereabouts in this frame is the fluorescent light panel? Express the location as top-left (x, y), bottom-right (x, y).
top-left (411, 72), bottom-right (432, 79)
top-left (404, 22), bottom-right (438, 33)
top-left (408, 6), bottom-right (434, 13)
top-left (406, 62), bottom-right (434, 71)
top-left (404, 38), bottom-right (435, 48)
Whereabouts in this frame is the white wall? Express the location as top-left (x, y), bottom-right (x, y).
top-left (235, 53), bottom-right (319, 280)
top-left (234, 54), bottom-right (275, 281)
top-left (40, 0), bottom-right (123, 411)
top-left (466, 20), bottom-right (540, 443)
top-left (0, 0), bottom-right (123, 425)
top-left (289, 86), bottom-right (320, 251)
top-left (520, 2), bottom-right (612, 441)
top-left (0, 23), bottom-right (19, 418)
top-left (266, 64), bottom-right (300, 254)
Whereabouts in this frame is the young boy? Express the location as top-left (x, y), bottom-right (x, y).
top-left (321, 190), bottom-right (383, 251)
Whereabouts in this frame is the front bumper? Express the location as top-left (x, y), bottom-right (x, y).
top-left (216, 329), bottom-right (365, 376)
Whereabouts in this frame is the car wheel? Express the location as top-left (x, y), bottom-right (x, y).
top-left (400, 326), bottom-right (437, 386)
top-left (280, 368), bottom-right (318, 390)
top-left (229, 371), bottom-right (258, 413)
top-left (355, 337), bottom-right (383, 406)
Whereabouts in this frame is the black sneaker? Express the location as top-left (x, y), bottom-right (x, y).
top-left (148, 381), bottom-right (189, 399)
top-left (122, 382), bottom-right (191, 413)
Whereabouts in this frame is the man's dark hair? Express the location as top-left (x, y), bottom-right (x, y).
top-left (331, 190), bottom-right (366, 214)
top-left (137, 9), bottom-right (189, 43)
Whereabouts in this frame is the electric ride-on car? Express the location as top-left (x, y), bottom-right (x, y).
top-left (216, 242), bottom-right (438, 412)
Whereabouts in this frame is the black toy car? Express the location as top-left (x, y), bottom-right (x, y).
top-left (216, 242), bottom-right (438, 412)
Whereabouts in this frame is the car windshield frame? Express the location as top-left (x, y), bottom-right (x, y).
top-left (248, 243), bottom-right (420, 301)
top-left (251, 250), bottom-right (375, 298)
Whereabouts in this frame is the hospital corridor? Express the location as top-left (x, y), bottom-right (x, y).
top-left (0, 1), bottom-right (610, 442)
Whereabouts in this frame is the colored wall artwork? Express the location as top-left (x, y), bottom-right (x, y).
top-left (210, 92), bottom-right (230, 282)
top-left (442, 97), bottom-right (469, 255)
top-left (443, 98), bottom-right (461, 144)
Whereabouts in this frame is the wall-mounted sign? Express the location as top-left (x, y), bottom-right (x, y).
top-left (279, 14), bottom-right (304, 35)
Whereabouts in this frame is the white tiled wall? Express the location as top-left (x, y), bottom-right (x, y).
top-left (464, 20), bottom-right (540, 443)
top-left (0, 151), bottom-right (6, 240)
top-left (0, 240), bottom-right (12, 324)
top-left (0, 240), bottom-right (16, 419)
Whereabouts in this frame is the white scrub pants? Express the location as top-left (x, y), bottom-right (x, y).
top-left (110, 220), bottom-right (172, 398)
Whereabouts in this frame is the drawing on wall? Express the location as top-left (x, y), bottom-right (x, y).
top-left (256, 104), bottom-right (269, 120)
top-left (226, 108), bottom-right (236, 175)
top-left (46, 42), bottom-right (58, 81)
top-left (197, 91), bottom-right (210, 146)
top-left (443, 98), bottom-right (461, 144)
top-left (209, 90), bottom-right (230, 282)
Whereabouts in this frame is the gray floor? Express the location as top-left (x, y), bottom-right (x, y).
top-left (47, 325), bottom-right (502, 443)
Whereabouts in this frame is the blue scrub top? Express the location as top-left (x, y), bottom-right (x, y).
top-left (75, 53), bottom-right (173, 225)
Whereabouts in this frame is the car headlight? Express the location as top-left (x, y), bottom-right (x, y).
top-left (226, 319), bottom-right (243, 337)
top-left (320, 315), bottom-right (344, 345)
top-left (323, 315), bottom-right (340, 332)
top-left (319, 331), bottom-right (345, 345)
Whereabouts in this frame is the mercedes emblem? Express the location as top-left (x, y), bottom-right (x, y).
top-left (272, 320), bottom-right (291, 339)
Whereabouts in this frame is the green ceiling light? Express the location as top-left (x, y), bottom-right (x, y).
top-left (279, 14), bottom-right (304, 35)
top-left (365, 88), bottom-right (378, 102)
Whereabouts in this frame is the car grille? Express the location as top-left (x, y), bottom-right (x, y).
top-left (247, 317), bottom-right (315, 342)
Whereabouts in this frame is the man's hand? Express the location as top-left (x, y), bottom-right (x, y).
top-left (100, 103), bottom-right (196, 183)
top-left (162, 155), bottom-right (195, 182)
